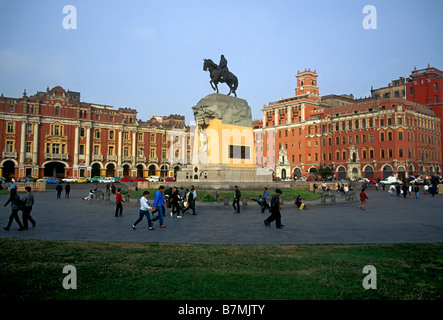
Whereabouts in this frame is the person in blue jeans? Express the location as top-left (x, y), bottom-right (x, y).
top-left (152, 185), bottom-right (167, 228)
top-left (132, 190), bottom-right (154, 230)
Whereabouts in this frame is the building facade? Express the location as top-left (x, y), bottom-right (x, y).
top-left (254, 69), bottom-right (442, 180)
top-left (405, 65), bottom-right (443, 157)
top-left (0, 86), bottom-right (190, 180)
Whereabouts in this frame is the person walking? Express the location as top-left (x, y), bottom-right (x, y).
top-left (232, 185), bottom-right (241, 213)
top-left (360, 188), bottom-right (369, 211)
top-left (414, 183), bottom-right (420, 199)
top-left (264, 189), bottom-right (283, 229)
top-left (170, 187), bottom-right (183, 219)
top-left (115, 188), bottom-right (125, 217)
top-left (191, 186), bottom-right (197, 215)
top-left (56, 183), bottom-right (63, 199)
top-left (182, 188), bottom-right (194, 215)
top-left (132, 190), bottom-right (154, 230)
top-left (152, 185), bottom-right (166, 228)
top-left (262, 187), bottom-right (271, 213)
top-left (21, 186), bottom-right (36, 229)
top-left (2, 188), bottom-right (25, 231)
top-left (65, 182), bottom-right (71, 199)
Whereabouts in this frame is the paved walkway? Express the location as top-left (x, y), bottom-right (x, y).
top-left (0, 184), bottom-right (442, 244)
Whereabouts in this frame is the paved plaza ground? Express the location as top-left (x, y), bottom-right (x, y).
top-left (0, 183), bottom-right (442, 245)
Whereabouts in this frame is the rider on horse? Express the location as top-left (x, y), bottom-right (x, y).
top-left (219, 55), bottom-right (229, 82)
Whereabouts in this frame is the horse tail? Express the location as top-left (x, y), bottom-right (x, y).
top-left (233, 75), bottom-right (238, 91)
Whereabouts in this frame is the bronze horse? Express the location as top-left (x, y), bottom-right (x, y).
top-left (203, 59), bottom-right (238, 97)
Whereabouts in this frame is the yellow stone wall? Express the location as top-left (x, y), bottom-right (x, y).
top-left (195, 119), bottom-right (256, 167)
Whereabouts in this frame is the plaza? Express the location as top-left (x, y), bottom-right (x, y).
top-left (1, 183), bottom-right (442, 245)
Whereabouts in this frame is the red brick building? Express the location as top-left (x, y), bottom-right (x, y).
top-left (254, 69), bottom-right (442, 180)
top-left (406, 65), bottom-right (443, 158)
top-left (0, 86), bottom-right (190, 180)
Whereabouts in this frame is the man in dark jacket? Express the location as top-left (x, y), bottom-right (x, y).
top-left (22, 186), bottom-right (36, 229)
top-left (233, 186), bottom-right (241, 213)
top-left (2, 188), bottom-right (25, 231)
top-left (264, 189), bottom-right (283, 229)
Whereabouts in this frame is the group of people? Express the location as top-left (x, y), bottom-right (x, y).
top-left (131, 185), bottom-right (197, 230)
top-left (2, 181), bottom-right (36, 231)
top-left (55, 182), bottom-right (71, 199)
top-left (388, 181), bottom-right (439, 199)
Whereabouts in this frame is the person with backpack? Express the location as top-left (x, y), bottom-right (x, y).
top-left (2, 188), bottom-right (25, 231)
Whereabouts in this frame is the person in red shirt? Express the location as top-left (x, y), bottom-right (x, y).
top-left (360, 188), bottom-right (369, 211)
top-left (115, 188), bottom-right (125, 217)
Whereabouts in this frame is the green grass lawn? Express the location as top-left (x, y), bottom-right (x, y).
top-left (0, 238), bottom-right (441, 300)
top-left (128, 187), bottom-right (321, 202)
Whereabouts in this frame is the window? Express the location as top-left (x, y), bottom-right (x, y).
top-left (124, 147), bottom-right (129, 157)
top-left (6, 141), bottom-right (14, 152)
top-left (94, 129), bottom-right (100, 139)
top-left (229, 145), bottom-right (250, 159)
top-left (398, 132), bottom-right (403, 140)
top-left (388, 117), bottom-right (392, 125)
top-left (27, 123), bottom-right (33, 134)
top-left (94, 145), bottom-right (100, 155)
top-left (355, 135), bottom-right (359, 143)
top-left (381, 149), bottom-right (385, 158)
top-left (399, 148), bottom-right (404, 158)
top-left (7, 122), bottom-right (14, 133)
top-left (150, 148), bottom-right (156, 158)
top-left (108, 146), bottom-right (114, 155)
top-left (369, 134), bottom-right (373, 142)
top-left (362, 134), bottom-right (366, 143)
top-left (138, 133), bottom-right (143, 141)
top-left (151, 133), bottom-right (156, 143)
top-left (388, 149), bottom-right (393, 158)
top-left (388, 132), bottom-right (392, 141)
top-left (26, 142), bottom-right (32, 153)
top-left (124, 131), bottom-right (129, 140)
top-left (380, 132), bottom-right (385, 142)
top-left (79, 145), bottom-right (84, 155)
top-left (138, 148), bottom-right (144, 156)
top-left (52, 144), bottom-right (60, 154)
top-left (80, 127), bottom-right (85, 137)
top-left (55, 106), bottom-right (60, 116)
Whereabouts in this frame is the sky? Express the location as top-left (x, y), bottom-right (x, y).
top-left (1, 0), bottom-right (442, 124)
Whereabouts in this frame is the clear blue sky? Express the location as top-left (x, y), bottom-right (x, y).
top-left (1, 0), bottom-right (442, 124)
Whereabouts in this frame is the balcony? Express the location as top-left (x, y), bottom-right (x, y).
top-left (149, 157), bottom-right (158, 163)
top-left (136, 156), bottom-right (146, 163)
top-left (107, 155), bottom-right (118, 162)
top-left (122, 156), bottom-right (133, 163)
top-left (44, 153), bottom-right (69, 160)
top-left (92, 154), bottom-right (104, 161)
top-left (2, 151), bottom-right (18, 159)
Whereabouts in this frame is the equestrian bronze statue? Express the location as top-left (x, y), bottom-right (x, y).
top-left (203, 55), bottom-right (238, 97)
